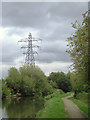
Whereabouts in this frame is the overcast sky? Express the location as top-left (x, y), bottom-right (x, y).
top-left (0, 1), bottom-right (88, 78)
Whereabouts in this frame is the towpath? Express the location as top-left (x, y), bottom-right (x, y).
top-left (62, 94), bottom-right (88, 119)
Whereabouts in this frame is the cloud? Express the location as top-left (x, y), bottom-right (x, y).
top-left (2, 2), bottom-right (88, 28)
top-left (1, 27), bottom-right (39, 64)
top-left (35, 40), bottom-right (71, 63)
top-left (2, 2), bottom-right (50, 28)
top-left (48, 2), bottom-right (88, 20)
top-left (1, 2), bottom-right (88, 78)
top-left (36, 61), bottom-right (72, 76)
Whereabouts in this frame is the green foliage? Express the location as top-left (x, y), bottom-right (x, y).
top-left (66, 12), bottom-right (88, 73)
top-left (36, 92), bottom-right (72, 118)
top-left (48, 72), bottom-right (72, 92)
top-left (20, 76), bottom-right (35, 96)
top-left (69, 96), bottom-right (88, 115)
top-left (70, 72), bottom-right (83, 92)
top-left (2, 96), bottom-right (44, 118)
top-left (66, 12), bottom-right (89, 96)
top-left (54, 89), bottom-right (64, 94)
top-left (68, 71), bottom-right (88, 97)
top-left (0, 80), bottom-right (2, 98)
top-left (36, 93), bottom-right (66, 118)
top-left (19, 65), bottom-right (52, 96)
top-left (49, 80), bottom-right (58, 89)
top-left (76, 91), bottom-right (88, 103)
top-left (6, 67), bottom-right (21, 91)
top-left (45, 89), bottom-right (64, 100)
top-left (2, 85), bottom-right (10, 98)
top-left (6, 65), bottom-right (52, 97)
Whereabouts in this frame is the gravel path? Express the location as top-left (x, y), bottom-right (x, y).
top-left (62, 94), bottom-right (88, 119)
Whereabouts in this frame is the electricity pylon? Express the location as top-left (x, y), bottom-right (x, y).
top-left (18, 33), bottom-right (42, 65)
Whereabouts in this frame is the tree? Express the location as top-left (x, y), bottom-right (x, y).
top-left (19, 65), bottom-right (53, 96)
top-left (6, 65), bottom-right (52, 96)
top-left (0, 80), bottom-right (1, 108)
top-left (20, 76), bottom-right (35, 96)
top-left (66, 11), bottom-right (89, 95)
top-left (66, 11), bottom-right (88, 75)
top-left (2, 85), bottom-right (10, 98)
top-left (6, 67), bottom-right (21, 92)
top-left (48, 72), bottom-right (72, 92)
top-left (49, 80), bottom-right (58, 89)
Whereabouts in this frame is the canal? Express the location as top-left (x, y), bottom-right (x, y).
top-left (1, 96), bottom-right (44, 118)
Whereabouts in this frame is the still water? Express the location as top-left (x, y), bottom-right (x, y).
top-left (1, 96), bottom-right (44, 118)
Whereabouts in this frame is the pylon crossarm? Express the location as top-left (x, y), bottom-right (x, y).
top-left (18, 38), bottom-right (28, 42)
top-left (32, 37), bottom-right (42, 41)
top-left (21, 46), bottom-right (28, 49)
top-left (18, 32), bottom-right (42, 65)
top-left (32, 45), bottom-right (40, 48)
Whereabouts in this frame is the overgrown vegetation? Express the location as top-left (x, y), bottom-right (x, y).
top-left (0, 80), bottom-right (2, 99)
top-left (2, 85), bottom-right (10, 98)
top-left (1, 11), bottom-right (89, 118)
top-left (66, 11), bottom-right (89, 97)
top-left (48, 72), bottom-right (72, 92)
top-left (2, 65), bottom-right (53, 98)
top-left (2, 65), bottom-right (73, 98)
top-left (69, 92), bottom-right (88, 115)
top-left (36, 92), bottom-right (72, 118)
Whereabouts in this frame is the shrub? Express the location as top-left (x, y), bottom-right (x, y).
top-left (54, 89), bottom-right (64, 94)
top-left (45, 89), bottom-right (64, 100)
top-left (6, 67), bottom-right (21, 91)
top-left (49, 80), bottom-right (58, 89)
top-left (76, 91), bottom-right (88, 103)
top-left (2, 85), bottom-right (10, 98)
top-left (48, 72), bottom-right (72, 92)
top-left (6, 65), bottom-right (53, 97)
top-left (0, 80), bottom-right (2, 99)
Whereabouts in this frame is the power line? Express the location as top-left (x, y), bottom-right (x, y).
top-left (18, 32), bottom-right (42, 65)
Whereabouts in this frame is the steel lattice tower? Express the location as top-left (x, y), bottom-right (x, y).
top-left (18, 33), bottom-right (41, 65)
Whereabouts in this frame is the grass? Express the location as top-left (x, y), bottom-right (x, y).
top-left (59, 92), bottom-right (72, 98)
top-left (69, 97), bottom-right (88, 116)
top-left (36, 92), bottom-right (72, 118)
top-left (76, 91), bottom-right (88, 104)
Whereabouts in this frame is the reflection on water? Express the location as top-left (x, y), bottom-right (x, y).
top-left (2, 96), bottom-right (44, 118)
top-left (0, 99), bottom-right (2, 120)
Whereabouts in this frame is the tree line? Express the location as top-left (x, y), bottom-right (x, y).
top-left (1, 11), bottom-right (89, 99)
top-left (2, 65), bottom-right (72, 98)
top-left (66, 11), bottom-right (89, 97)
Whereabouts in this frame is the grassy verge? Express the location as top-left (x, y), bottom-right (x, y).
top-left (36, 92), bottom-right (72, 118)
top-left (69, 97), bottom-right (88, 115)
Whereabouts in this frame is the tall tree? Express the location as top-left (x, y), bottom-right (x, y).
top-left (48, 72), bottom-right (72, 92)
top-left (66, 11), bottom-right (88, 82)
top-left (66, 11), bottom-right (89, 96)
top-left (6, 67), bottom-right (21, 91)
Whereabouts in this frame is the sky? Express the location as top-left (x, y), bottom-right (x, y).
top-left (0, 1), bottom-right (88, 78)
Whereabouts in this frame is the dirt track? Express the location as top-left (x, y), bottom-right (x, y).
top-left (62, 94), bottom-right (88, 119)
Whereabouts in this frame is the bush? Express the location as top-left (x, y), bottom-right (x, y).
top-left (6, 67), bottom-right (21, 91)
top-left (6, 65), bottom-right (53, 97)
top-left (49, 80), bottom-right (58, 89)
top-left (0, 80), bottom-right (2, 99)
top-left (19, 65), bottom-right (52, 96)
top-left (69, 72), bottom-right (88, 98)
top-left (2, 85), bottom-right (10, 98)
top-left (45, 89), bottom-right (64, 100)
top-left (20, 76), bottom-right (35, 96)
top-left (76, 91), bottom-right (88, 103)
top-left (48, 72), bottom-right (72, 92)
top-left (54, 89), bottom-right (64, 94)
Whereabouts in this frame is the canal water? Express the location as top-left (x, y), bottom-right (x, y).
top-left (1, 96), bottom-right (44, 118)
